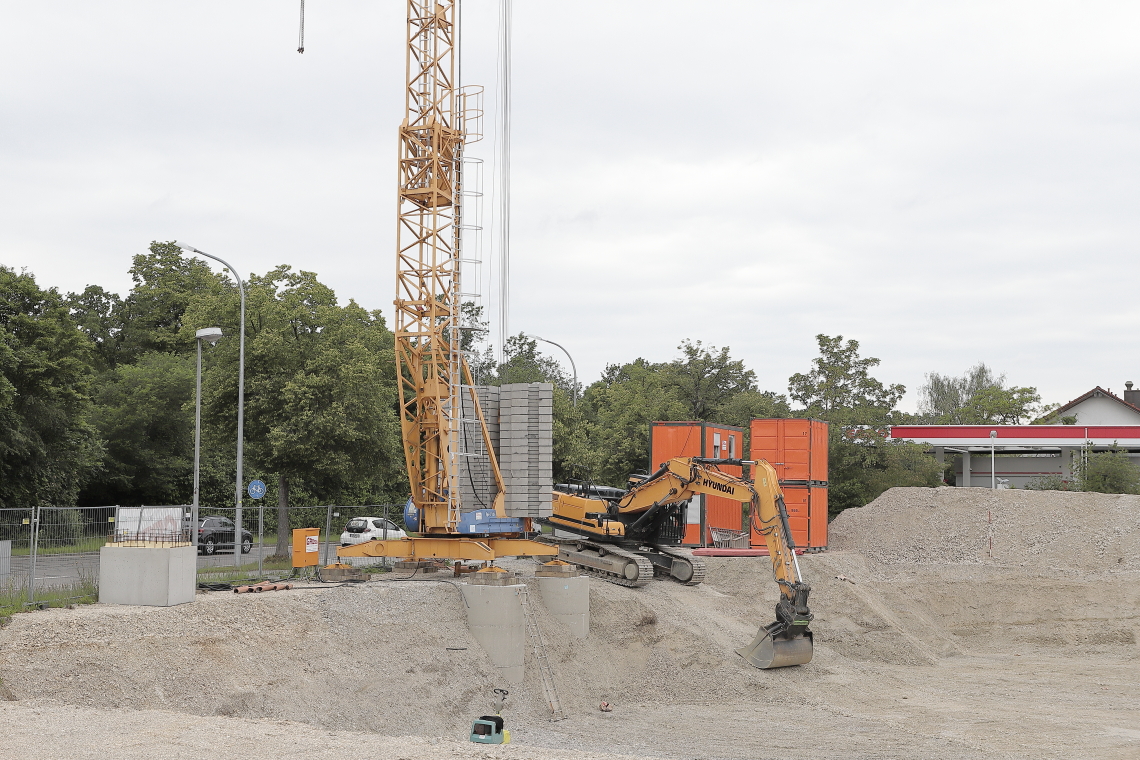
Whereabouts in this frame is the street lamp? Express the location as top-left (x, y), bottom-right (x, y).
top-left (175, 242), bottom-right (246, 571)
top-left (192, 327), bottom-right (224, 548)
top-left (526, 334), bottom-right (578, 406)
top-left (990, 430), bottom-right (998, 490)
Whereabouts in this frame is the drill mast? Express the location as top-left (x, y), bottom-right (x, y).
top-left (395, 0), bottom-right (467, 533)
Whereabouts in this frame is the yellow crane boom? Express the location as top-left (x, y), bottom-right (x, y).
top-left (394, 0), bottom-right (469, 533)
top-left (339, 0), bottom-right (554, 564)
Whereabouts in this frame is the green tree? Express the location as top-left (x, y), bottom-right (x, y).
top-left (494, 334), bottom-right (573, 391)
top-left (82, 352), bottom-right (196, 506)
top-left (715, 390), bottom-right (791, 429)
top-left (186, 266), bottom-right (405, 555)
top-left (66, 284), bottom-right (124, 371)
top-left (962, 385), bottom-right (1042, 424)
top-left (0, 267), bottom-right (101, 508)
top-left (920, 363), bottom-right (1042, 424)
top-left (118, 241), bottom-right (229, 360)
top-left (665, 339), bottom-right (755, 420)
top-left (787, 334), bottom-right (919, 515)
top-left (581, 359), bottom-right (687, 486)
top-left (1076, 445), bottom-right (1140, 494)
top-left (864, 441), bottom-right (945, 497)
top-left (789, 334), bottom-right (904, 424)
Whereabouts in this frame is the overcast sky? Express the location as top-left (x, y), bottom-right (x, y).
top-left (3, 1), bottom-right (1139, 412)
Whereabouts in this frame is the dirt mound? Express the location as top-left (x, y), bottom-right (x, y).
top-left (830, 486), bottom-right (1140, 571)
top-left (0, 581), bottom-right (501, 735)
top-left (821, 488), bottom-right (1140, 659)
top-left (2, 487), bottom-right (1139, 759)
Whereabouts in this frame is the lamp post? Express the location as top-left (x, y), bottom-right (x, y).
top-left (990, 430), bottom-right (998, 490)
top-left (193, 327), bottom-right (224, 548)
top-left (526, 334), bottom-right (577, 406)
top-left (175, 243), bottom-right (246, 571)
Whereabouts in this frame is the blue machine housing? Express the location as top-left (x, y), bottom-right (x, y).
top-left (403, 497), bottom-right (419, 532)
top-left (403, 497), bottom-right (528, 536)
top-left (458, 509), bottom-right (527, 535)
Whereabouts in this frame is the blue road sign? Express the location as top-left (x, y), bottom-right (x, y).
top-left (247, 479), bottom-right (267, 499)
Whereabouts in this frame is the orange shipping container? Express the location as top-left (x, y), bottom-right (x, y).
top-left (749, 418), bottom-right (828, 484)
top-left (750, 484), bottom-right (827, 550)
top-left (649, 421), bottom-right (746, 546)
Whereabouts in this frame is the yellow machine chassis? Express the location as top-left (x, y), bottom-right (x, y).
top-left (337, 536), bottom-right (556, 562)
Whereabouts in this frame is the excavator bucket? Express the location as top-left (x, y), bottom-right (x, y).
top-left (736, 628), bottom-right (813, 669)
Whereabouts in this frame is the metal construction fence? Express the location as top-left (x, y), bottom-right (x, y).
top-left (194, 502), bottom-right (407, 574)
top-left (1, 502), bottom-right (408, 608)
top-left (1, 505), bottom-right (116, 607)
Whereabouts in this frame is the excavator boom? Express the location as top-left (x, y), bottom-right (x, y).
top-left (735, 458), bottom-right (814, 669)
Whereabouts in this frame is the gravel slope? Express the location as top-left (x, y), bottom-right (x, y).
top-left (1, 487), bottom-right (1138, 759)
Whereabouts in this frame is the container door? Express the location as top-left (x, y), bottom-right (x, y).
top-left (808, 485), bottom-right (828, 548)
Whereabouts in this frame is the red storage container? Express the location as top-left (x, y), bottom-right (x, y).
top-left (649, 421), bottom-right (746, 546)
top-left (808, 486), bottom-right (828, 548)
top-left (749, 484), bottom-right (827, 550)
top-left (749, 419), bottom-right (828, 551)
top-left (750, 418), bottom-right (828, 484)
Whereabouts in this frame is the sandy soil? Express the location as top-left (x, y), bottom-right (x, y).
top-left (1, 487), bottom-right (1138, 759)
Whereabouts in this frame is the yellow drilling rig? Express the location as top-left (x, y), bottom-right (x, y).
top-left (337, 1), bottom-right (554, 566)
top-left (332, 0), bottom-right (813, 669)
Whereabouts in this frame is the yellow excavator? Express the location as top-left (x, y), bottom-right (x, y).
top-left (546, 456), bottom-right (814, 668)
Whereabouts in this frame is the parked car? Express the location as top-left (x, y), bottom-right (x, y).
top-left (195, 516), bottom-right (253, 555)
top-left (340, 516), bottom-right (406, 546)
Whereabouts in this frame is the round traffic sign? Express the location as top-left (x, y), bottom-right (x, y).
top-left (247, 479), bottom-right (267, 499)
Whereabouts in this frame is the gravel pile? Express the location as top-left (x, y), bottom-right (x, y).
top-left (1, 487), bottom-right (1138, 759)
top-left (830, 486), bottom-right (1140, 571)
top-left (0, 580), bottom-right (500, 735)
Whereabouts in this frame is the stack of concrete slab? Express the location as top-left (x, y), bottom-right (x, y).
top-left (459, 385), bottom-right (500, 512)
top-left (499, 382), bottom-right (553, 518)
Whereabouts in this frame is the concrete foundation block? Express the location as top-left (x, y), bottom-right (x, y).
top-left (459, 583), bottom-right (526, 683)
top-left (99, 545), bottom-right (196, 607)
top-left (538, 576), bottom-right (590, 639)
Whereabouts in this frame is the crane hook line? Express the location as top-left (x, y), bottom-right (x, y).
top-left (297, 0), bottom-right (305, 53)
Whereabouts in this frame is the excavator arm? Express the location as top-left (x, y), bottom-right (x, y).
top-left (549, 456), bottom-right (815, 667)
top-left (615, 457), bottom-right (757, 514)
top-left (735, 458), bottom-right (814, 669)
top-left (617, 456), bottom-right (814, 667)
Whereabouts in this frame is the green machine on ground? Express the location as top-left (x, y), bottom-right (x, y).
top-left (470, 689), bottom-right (511, 745)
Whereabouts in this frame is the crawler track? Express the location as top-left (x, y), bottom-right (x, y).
top-left (654, 545), bottom-right (706, 586)
top-left (543, 538), bottom-right (656, 587)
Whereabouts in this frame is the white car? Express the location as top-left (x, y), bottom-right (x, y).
top-left (340, 516), bottom-right (407, 546)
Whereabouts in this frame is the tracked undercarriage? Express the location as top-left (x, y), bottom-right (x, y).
top-left (543, 537), bottom-right (705, 587)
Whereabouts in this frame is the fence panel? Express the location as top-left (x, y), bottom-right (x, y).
top-left (29, 506), bottom-right (117, 604)
top-left (0, 508), bottom-right (33, 597)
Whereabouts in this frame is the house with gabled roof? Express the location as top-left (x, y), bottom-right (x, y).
top-left (1034, 385), bottom-right (1140, 426)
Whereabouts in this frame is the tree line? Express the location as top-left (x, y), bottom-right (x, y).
top-left (4, 242), bottom-right (1134, 532)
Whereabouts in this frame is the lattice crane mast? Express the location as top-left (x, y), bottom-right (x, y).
top-left (394, 0), bottom-right (471, 534)
top-left (338, 0), bottom-right (554, 564)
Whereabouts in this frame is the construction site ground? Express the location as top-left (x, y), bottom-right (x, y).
top-left (1, 486), bottom-right (1138, 759)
